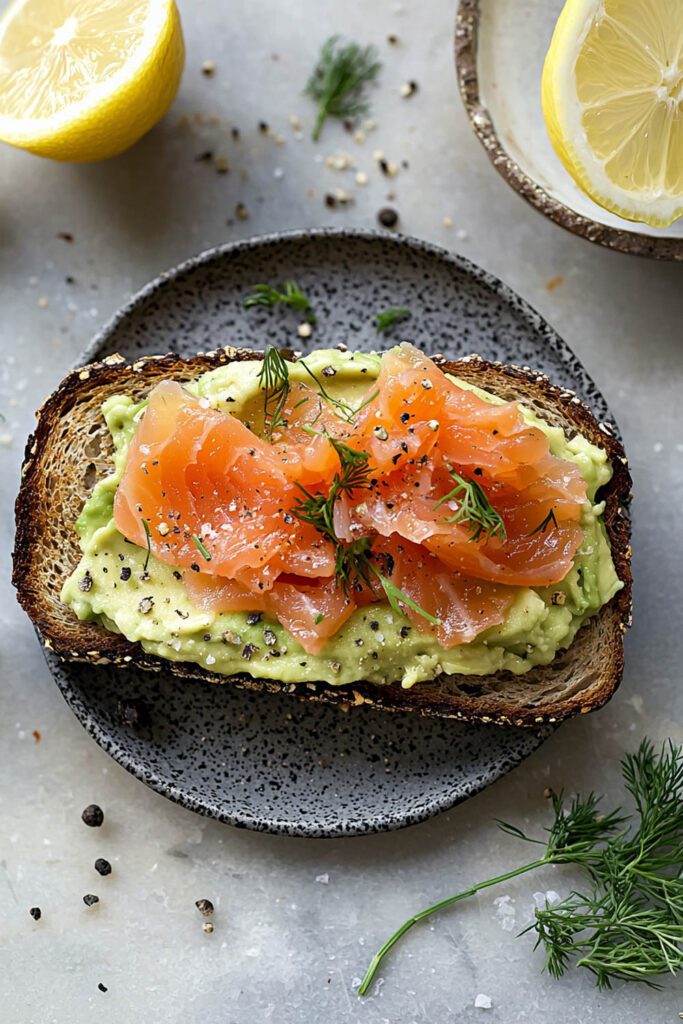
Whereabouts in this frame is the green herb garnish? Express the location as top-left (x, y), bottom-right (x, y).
top-left (314, 612), bottom-right (325, 624)
top-left (305, 35), bottom-right (382, 142)
top-left (369, 565), bottom-right (440, 626)
top-left (292, 441), bottom-right (438, 625)
top-left (527, 508), bottom-right (559, 537)
top-left (293, 439), bottom-right (372, 540)
top-left (141, 518), bottom-right (152, 572)
top-left (244, 281), bottom-right (316, 324)
top-left (375, 307), bottom-right (410, 336)
top-left (257, 346), bottom-right (291, 439)
top-left (192, 535), bottom-right (212, 561)
top-left (434, 469), bottom-right (506, 544)
top-left (299, 360), bottom-right (357, 422)
top-left (359, 739), bottom-right (683, 995)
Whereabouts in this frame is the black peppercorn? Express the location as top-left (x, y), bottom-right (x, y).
top-left (29, 906), bottom-right (41, 921)
top-left (377, 207), bottom-right (398, 229)
top-left (94, 858), bottom-right (112, 877)
top-left (81, 804), bottom-right (104, 828)
top-left (195, 898), bottom-right (214, 916)
top-left (117, 698), bottom-right (149, 728)
top-left (83, 894), bottom-right (99, 907)
top-left (98, 983), bottom-right (108, 993)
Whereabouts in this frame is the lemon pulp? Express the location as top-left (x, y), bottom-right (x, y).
top-left (543, 0), bottom-right (683, 227)
top-left (0, 0), bottom-right (184, 161)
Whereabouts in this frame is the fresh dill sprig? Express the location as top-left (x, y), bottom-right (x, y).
top-left (292, 440), bottom-right (438, 625)
top-left (369, 563), bottom-right (441, 626)
top-left (298, 360), bottom-right (379, 424)
top-left (192, 535), bottom-right (212, 562)
top-left (292, 439), bottom-right (372, 541)
top-left (375, 307), bottom-right (410, 336)
top-left (299, 360), bottom-right (356, 421)
top-left (257, 346), bottom-right (291, 439)
top-left (244, 281), bottom-right (316, 324)
top-left (141, 518), bottom-right (152, 572)
top-left (434, 469), bottom-right (506, 544)
top-left (527, 508), bottom-right (559, 537)
top-left (304, 35), bottom-right (382, 142)
top-left (358, 739), bottom-right (683, 996)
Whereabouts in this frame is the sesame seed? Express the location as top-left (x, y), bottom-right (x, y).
top-left (297, 323), bottom-right (312, 339)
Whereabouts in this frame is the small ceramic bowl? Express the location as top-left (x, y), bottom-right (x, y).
top-left (455, 0), bottom-right (683, 261)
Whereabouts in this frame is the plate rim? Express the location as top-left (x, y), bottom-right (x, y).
top-left (47, 647), bottom-right (554, 837)
top-left (54, 227), bottom-right (611, 837)
top-left (454, 0), bottom-right (683, 263)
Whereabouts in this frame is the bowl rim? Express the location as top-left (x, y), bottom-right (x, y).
top-left (454, 0), bottom-right (683, 262)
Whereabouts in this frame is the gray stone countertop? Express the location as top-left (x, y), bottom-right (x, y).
top-left (0, 1), bottom-right (681, 1021)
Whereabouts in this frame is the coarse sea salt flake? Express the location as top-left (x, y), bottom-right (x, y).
top-left (475, 993), bottom-right (492, 1009)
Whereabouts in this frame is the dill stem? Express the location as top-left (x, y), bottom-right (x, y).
top-left (312, 102), bottom-right (328, 142)
top-left (358, 857), bottom-right (548, 996)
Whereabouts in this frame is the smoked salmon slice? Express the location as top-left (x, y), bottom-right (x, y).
top-left (113, 345), bottom-right (589, 655)
top-left (114, 381), bottom-right (337, 593)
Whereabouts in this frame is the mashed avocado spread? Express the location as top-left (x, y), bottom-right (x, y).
top-left (61, 349), bottom-right (623, 689)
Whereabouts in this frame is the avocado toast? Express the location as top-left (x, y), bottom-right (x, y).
top-left (13, 345), bottom-right (632, 727)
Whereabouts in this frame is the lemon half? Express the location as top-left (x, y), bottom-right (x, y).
top-left (0, 0), bottom-right (184, 162)
top-left (542, 0), bottom-right (683, 228)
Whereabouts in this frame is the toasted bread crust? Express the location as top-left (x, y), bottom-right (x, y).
top-left (13, 347), bottom-right (632, 727)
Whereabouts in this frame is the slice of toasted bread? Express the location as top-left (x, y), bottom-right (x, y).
top-left (13, 347), bottom-right (632, 727)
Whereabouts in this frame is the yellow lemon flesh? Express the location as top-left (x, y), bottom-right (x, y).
top-left (542, 0), bottom-right (683, 228)
top-left (0, 0), bottom-right (184, 162)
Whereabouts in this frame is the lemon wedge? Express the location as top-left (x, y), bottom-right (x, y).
top-left (542, 0), bottom-right (683, 227)
top-left (0, 0), bottom-right (184, 162)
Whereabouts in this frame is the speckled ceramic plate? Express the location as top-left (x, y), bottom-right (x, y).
top-left (46, 230), bottom-right (618, 837)
top-left (456, 0), bottom-right (683, 261)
